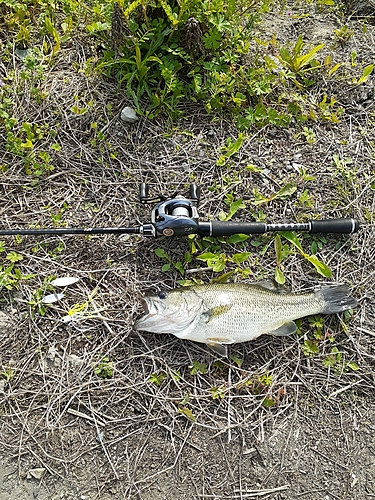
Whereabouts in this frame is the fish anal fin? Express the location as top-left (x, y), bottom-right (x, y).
top-left (206, 342), bottom-right (228, 357)
top-left (204, 305), bottom-right (232, 322)
top-left (206, 336), bottom-right (235, 357)
top-left (269, 321), bottom-right (297, 337)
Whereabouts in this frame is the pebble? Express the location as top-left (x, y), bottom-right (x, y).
top-left (120, 106), bottom-right (138, 123)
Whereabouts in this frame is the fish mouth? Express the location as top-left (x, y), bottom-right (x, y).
top-left (140, 298), bottom-right (149, 313)
top-left (134, 297), bottom-right (161, 331)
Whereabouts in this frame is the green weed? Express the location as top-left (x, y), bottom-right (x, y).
top-left (0, 367), bottom-right (15, 382)
top-left (323, 347), bottom-right (359, 375)
top-left (93, 356), bottom-right (114, 379)
top-left (149, 371), bottom-right (167, 386)
top-left (0, 244), bottom-right (34, 290)
top-left (278, 35), bottom-right (324, 88)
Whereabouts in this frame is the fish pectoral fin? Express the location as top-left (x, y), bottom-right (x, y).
top-left (206, 337), bottom-right (235, 357)
top-left (269, 321), bottom-right (297, 337)
top-left (203, 305), bottom-right (232, 323)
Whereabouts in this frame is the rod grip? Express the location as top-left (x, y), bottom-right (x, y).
top-left (309, 218), bottom-right (359, 234)
top-left (208, 221), bottom-right (266, 236)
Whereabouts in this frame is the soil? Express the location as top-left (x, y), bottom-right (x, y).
top-left (0, 1), bottom-right (375, 500)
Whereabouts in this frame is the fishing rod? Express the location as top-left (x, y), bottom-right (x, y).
top-left (0, 183), bottom-right (359, 238)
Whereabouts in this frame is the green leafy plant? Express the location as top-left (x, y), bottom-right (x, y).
top-left (239, 372), bottom-right (277, 407)
top-left (352, 64), bottom-right (373, 85)
top-left (149, 371), bottom-right (167, 386)
top-left (154, 247), bottom-right (184, 275)
top-left (333, 25), bottom-right (354, 45)
top-left (197, 250), bottom-right (251, 274)
top-left (252, 183), bottom-right (297, 206)
top-left (93, 356), bottom-right (114, 379)
top-left (323, 347), bottom-right (359, 375)
top-left (0, 367), bottom-right (15, 382)
top-left (279, 231), bottom-right (332, 278)
top-left (278, 35), bottom-right (324, 88)
top-left (210, 385), bottom-right (226, 400)
top-left (216, 133), bottom-right (244, 166)
top-left (189, 360), bottom-right (207, 375)
top-left (0, 244), bottom-right (34, 290)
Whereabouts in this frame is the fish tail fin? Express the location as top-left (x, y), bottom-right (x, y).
top-left (319, 285), bottom-right (357, 314)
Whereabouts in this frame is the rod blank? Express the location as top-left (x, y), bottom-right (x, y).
top-left (0, 218), bottom-right (359, 238)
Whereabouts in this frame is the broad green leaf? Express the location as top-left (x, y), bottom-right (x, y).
top-left (279, 46), bottom-right (292, 65)
top-left (231, 252), bottom-right (251, 264)
top-left (21, 139), bottom-right (33, 149)
top-left (297, 44), bottom-right (324, 70)
top-left (279, 231), bottom-right (304, 253)
top-left (347, 361), bottom-right (359, 371)
top-left (197, 252), bottom-right (217, 261)
top-left (274, 234), bottom-right (283, 264)
top-left (357, 64), bottom-right (373, 84)
top-left (227, 199), bottom-right (246, 220)
top-left (184, 251), bottom-right (192, 263)
top-left (213, 270), bottom-right (236, 283)
top-left (220, 199), bottom-right (246, 221)
top-left (173, 261), bottom-right (185, 276)
top-left (6, 252), bottom-right (23, 263)
top-left (274, 266), bottom-right (286, 285)
top-left (253, 184), bottom-right (296, 206)
top-left (305, 254), bottom-right (332, 278)
top-left (155, 248), bottom-right (169, 259)
top-left (225, 234), bottom-right (249, 244)
top-left (273, 183), bottom-right (297, 200)
top-left (178, 407), bottom-right (196, 421)
top-left (216, 133), bottom-right (244, 165)
top-left (293, 35), bottom-right (304, 58)
top-left (262, 397), bottom-right (276, 408)
top-left (211, 260), bottom-right (226, 272)
top-left (161, 263), bottom-right (171, 272)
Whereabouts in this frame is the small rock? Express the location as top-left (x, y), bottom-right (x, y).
top-left (67, 354), bottom-right (84, 367)
top-left (27, 467), bottom-right (46, 480)
top-left (120, 106), bottom-right (138, 123)
top-left (15, 48), bottom-right (29, 60)
top-left (0, 311), bottom-right (13, 338)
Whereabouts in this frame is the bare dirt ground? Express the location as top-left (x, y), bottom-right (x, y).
top-left (0, 1), bottom-right (375, 499)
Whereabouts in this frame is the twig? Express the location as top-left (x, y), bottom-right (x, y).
top-left (232, 485), bottom-right (290, 497)
top-left (328, 379), bottom-right (364, 399)
top-left (67, 408), bottom-right (106, 427)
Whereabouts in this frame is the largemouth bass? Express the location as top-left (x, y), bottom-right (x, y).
top-left (134, 283), bottom-right (357, 356)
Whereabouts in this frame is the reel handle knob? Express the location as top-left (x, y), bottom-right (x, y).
top-left (139, 183), bottom-right (149, 203)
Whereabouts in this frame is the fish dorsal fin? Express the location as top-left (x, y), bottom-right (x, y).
top-left (256, 280), bottom-right (290, 294)
top-left (269, 321), bottom-right (297, 337)
top-left (203, 305), bottom-right (232, 322)
top-left (206, 337), bottom-right (236, 357)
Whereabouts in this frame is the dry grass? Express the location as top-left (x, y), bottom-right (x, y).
top-left (0, 3), bottom-right (375, 500)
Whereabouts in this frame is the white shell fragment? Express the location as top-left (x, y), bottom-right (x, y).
top-left (51, 277), bottom-right (80, 287)
top-left (42, 293), bottom-right (65, 304)
top-left (27, 467), bottom-right (46, 480)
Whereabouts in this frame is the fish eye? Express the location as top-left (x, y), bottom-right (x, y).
top-left (158, 291), bottom-right (168, 299)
